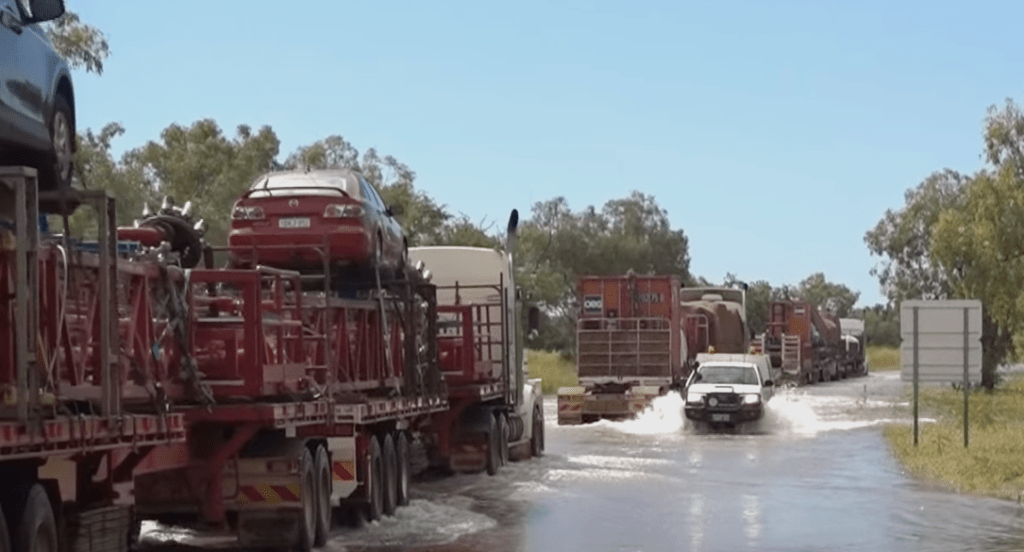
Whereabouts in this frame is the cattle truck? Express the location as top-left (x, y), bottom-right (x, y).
top-left (557, 273), bottom-right (685, 425)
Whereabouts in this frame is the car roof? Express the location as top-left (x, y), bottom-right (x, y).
top-left (245, 169), bottom-right (364, 198)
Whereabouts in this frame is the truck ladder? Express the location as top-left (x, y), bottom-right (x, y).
top-left (781, 334), bottom-right (801, 369)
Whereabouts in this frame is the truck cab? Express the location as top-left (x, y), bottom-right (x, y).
top-left (684, 353), bottom-right (774, 427)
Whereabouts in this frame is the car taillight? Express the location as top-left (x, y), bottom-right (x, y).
top-left (323, 204), bottom-right (364, 218)
top-left (231, 206), bottom-right (265, 220)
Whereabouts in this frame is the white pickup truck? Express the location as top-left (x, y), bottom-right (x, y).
top-left (683, 353), bottom-right (775, 429)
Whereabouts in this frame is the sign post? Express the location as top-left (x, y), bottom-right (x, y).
top-left (900, 300), bottom-right (982, 448)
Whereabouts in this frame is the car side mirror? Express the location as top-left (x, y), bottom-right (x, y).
top-left (387, 204), bottom-right (404, 217)
top-left (764, 380), bottom-right (774, 387)
top-left (26, 0), bottom-right (65, 23)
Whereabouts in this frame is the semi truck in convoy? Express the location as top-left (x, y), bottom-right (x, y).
top-left (557, 273), bottom-right (685, 425)
top-left (678, 286), bottom-right (750, 357)
top-left (839, 317), bottom-right (868, 377)
top-left (555, 276), bottom-right (752, 425)
top-left (0, 166), bottom-right (544, 552)
top-left (752, 299), bottom-right (861, 384)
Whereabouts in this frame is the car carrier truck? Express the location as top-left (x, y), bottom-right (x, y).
top-left (0, 165), bottom-right (543, 552)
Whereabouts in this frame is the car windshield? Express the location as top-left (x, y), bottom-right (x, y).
top-left (245, 172), bottom-right (361, 198)
top-left (696, 365), bottom-right (759, 385)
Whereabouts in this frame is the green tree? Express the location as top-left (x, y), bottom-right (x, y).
top-left (45, 10), bottom-right (110, 75)
top-left (795, 272), bottom-right (860, 317)
top-left (126, 120), bottom-right (280, 247)
top-left (864, 169), bottom-right (967, 303)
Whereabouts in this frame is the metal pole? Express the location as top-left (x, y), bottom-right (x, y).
top-left (963, 307), bottom-right (969, 448)
top-left (913, 306), bottom-right (919, 447)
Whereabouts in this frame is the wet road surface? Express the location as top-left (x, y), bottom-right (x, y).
top-left (143, 372), bottom-right (1024, 551)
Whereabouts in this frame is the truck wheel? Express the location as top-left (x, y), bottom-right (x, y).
top-left (296, 448), bottom-right (317, 552)
top-left (366, 438), bottom-right (384, 522)
top-left (0, 502), bottom-right (10, 552)
top-left (396, 432), bottom-right (411, 507)
top-left (531, 405), bottom-right (545, 457)
top-left (496, 413), bottom-right (509, 466)
top-left (313, 446), bottom-right (332, 547)
top-left (13, 485), bottom-right (57, 552)
top-left (382, 434), bottom-right (398, 516)
top-left (486, 414), bottom-right (500, 476)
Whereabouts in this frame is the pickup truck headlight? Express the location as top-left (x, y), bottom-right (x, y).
top-left (743, 393), bottom-right (761, 404)
top-left (686, 392), bottom-right (705, 404)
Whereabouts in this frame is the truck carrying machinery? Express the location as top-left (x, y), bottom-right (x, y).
top-left (752, 299), bottom-right (860, 384)
top-left (678, 286), bottom-right (750, 358)
top-left (556, 273), bottom-right (684, 425)
top-left (0, 166), bottom-right (543, 552)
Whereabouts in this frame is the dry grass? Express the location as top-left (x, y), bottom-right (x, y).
top-left (526, 350), bottom-right (578, 395)
top-left (885, 375), bottom-right (1024, 500)
top-left (867, 345), bottom-right (900, 372)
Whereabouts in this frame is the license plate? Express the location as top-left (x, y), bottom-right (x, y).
top-left (278, 217), bottom-right (310, 229)
top-left (711, 414), bottom-right (731, 422)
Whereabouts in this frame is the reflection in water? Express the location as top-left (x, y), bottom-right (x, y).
top-left (742, 494), bottom-right (761, 543)
top-left (688, 493), bottom-right (705, 552)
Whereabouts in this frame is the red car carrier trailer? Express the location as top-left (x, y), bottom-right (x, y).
top-left (0, 166), bottom-right (543, 552)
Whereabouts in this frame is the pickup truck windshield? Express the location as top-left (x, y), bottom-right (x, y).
top-left (697, 365), bottom-right (759, 386)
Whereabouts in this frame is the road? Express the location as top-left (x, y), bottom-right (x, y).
top-left (142, 372), bottom-right (1024, 552)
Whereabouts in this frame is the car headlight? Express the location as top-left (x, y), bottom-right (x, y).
top-left (743, 393), bottom-right (761, 404)
top-left (687, 392), bottom-right (704, 404)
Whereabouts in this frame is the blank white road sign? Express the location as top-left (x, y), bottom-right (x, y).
top-left (900, 300), bottom-right (982, 384)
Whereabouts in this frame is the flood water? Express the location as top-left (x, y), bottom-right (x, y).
top-left (143, 371), bottom-right (1024, 552)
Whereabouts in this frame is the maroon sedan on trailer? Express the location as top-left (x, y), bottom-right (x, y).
top-left (227, 169), bottom-right (408, 277)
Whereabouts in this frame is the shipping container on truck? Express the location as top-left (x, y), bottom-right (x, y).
top-left (0, 167), bottom-right (186, 552)
top-left (678, 286), bottom-right (750, 360)
top-left (752, 300), bottom-right (853, 385)
top-left (557, 273), bottom-right (685, 425)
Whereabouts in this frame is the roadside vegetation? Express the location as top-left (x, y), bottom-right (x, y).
top-left (866, 345), bottom-right (900, 371)
top-left (885, 374), bottom-right (1024, 500)
top-left (527, 350), bottom-right (577, 395)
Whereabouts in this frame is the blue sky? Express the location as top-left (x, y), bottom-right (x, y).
top-left (70, 0), bottom-right (1019, 307)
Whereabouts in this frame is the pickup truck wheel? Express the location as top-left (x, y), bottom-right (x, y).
top-left (42, 94), bottom-right (74, 195)
top-left (531, 405), bottom-right (545, 457)
top-left (13, 485), bottom-right (57, 552)
top-left (382, 434), bottom-right (398, 516)
top-left (486, 415), bottom-right (500, 476)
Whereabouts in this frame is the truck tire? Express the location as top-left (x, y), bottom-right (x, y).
top-left (396, 432), bottom-right (411, 507)
top-left (486, 414), bottom-right (500, 476)
top-left (531, 405), bottom-right (545, 457)
top-left (313, 445), bottom-right (332, 547)
top-left (496, 413), bottom-right (509, 466)
top-left (0, 502), bottom-right (10, 552)
top-left (297, 448), bottom-right (317, 552)
top-left (13, 485), bottom-right (57, 552)
top-left (382, 434), bottom-right (398, 517)
top-left (366, 438), bottom-right (384, 522)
